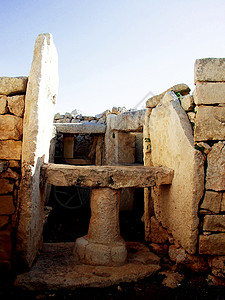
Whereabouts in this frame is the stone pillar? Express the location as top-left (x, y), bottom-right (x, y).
top-left (73, 187), bottom-right (127, 266)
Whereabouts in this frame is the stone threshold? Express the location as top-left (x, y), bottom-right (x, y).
top-left (14, 242), bottom-right (160, 291)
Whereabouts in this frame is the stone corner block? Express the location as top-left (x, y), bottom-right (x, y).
top-left (195, 58), bottom-right (225, 83)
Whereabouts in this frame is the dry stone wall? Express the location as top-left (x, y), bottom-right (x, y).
top-left (0, 77), bottom-right (27, 272)
top-left (193, 59), bottom-right (225, 257)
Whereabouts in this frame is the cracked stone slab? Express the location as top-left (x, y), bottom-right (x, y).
top-left (14, 242), bottom-right (160, 290)
top-left (41, 163), bottom-right (174, 189)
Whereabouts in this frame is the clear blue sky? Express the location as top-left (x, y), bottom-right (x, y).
top-left (1, 0), bottom-right (225, 116)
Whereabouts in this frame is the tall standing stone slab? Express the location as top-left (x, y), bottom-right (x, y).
top-left (16, 33), bottom-right (58, 268)
top-left (149, 92), bottom-right (204, 254)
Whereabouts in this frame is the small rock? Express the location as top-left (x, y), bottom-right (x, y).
top-left (160, 271), bottom-right (184, 288)
top-left (180, 95), bottom-right (194, 112)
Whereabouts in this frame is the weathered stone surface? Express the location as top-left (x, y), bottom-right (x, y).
top-left (194, 82), bottom-right (225, 105)
top-left (149, 243), bottom-right (168, 255)
top-left (146, 84), bottom-right (190, 108)
top-left (169, 245), bottom-right (208, 272)
top-left (221, 193), bottom-right (225, 212)
top-left (149, 216), bottom-right (169, 244)
top-left (0, 179), bottom-right (14, 194)
top-left (194, 106), bottom-right (225, 141)
top-left (41, 163), bottom-right (174, 189)
top-left (199, 233), bottom-right (225, 255)
top-left (8, 160), bottom-right (20, 169)
top-left (180, 95), bottom-right (194, 112)
top-left (0, 228), bottom-right (12, 260)
top-left (15, 242), bottom-right (160, 290)
top-left (0, 77), bottom-right (28, 95)
top-left (206, 142), bottom-right (225, 191)
top-left (208, 256), bottom-right (225, 278)
top-left (127, 242), bottom-right (160, 265)
top-left (0, 168), bottom-right (20, 180)
top-left (0, 161), bottom-right (8, 174)
top-left (7, 95), bottom-right (25, 117)
top-left (16, 33), bottom-right (58, 269)
top-left (74, 188), bottom-right (127, 266)
top-left (0, 195), bottom-right (14, 214)
top-left (160, 271), bottom-right (184, 288)
top-left (0, 95), bottom-right (7, 114)
top-left (116, 132), bottom-right (135, 164)
top-left (0, 216), bottom-right (9, 228)
top-left (196, 142), bottom-right (212, 155)
top-left (203, 215), bottom-right (225, 232)
top-left (0, 115), bottom-right (23, 140)
top-left (55, 122), bottom-right (106, 134)
top-left (195, 58), bottom-right (225, 83)
top-left (207, 274), bottom-right (225, 286)
top-left (149, 92), bottom-right (204, 254)
top-left (0, 140), bottom-right (22, 160)
top-left (109, 109), bottom-right (145, 132)
top-left (200, 191), bottom-right (222, 214)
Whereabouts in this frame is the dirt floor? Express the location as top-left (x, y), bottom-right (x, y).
top-left (1, 189), bottom-right (225, 299)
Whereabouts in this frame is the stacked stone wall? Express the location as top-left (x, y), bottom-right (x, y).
top-left (0, 77), bottom-right (27, 271)
top-left (193, 59), bottom-right (225, 277)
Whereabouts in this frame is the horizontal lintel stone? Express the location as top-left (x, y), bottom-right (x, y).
top-left (55, 123), bottom-right (106, 134)
top-left (41, 163), bottom-right (174, 189)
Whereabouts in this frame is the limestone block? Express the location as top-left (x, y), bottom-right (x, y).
top-left (9, 160), bottom-right (20, 168)
top-left (199, 233), bottom-right (225, 255)
top-left (206, 142), bottom-right (225, 191)
top-left (109, 109), bottom-right (145, 132)
top-left (0, 140), bottom-right (22, 160)
top-left (0, 161), bottom-right (8, 174)
top-left (0, 228), bottom-right (12, 260)
top-left (194, 82), bottom-right (225, 105)
top-left (0, 77), bottom-right (28, 95)
top-left (180, 95), bottom-right (194, 112)
top-left (195, 142), bottom-right (212, 155)
top-left (7, 95), bottom-right (25, 117)
top-left (195, 58), bottom-right (225, 83)
top-left (208, 256), bottom-right (225, 278)
top-left (203, 215), bottom-right (225, 232)
top-left (16, 33), bottom-right (58, 268)
top-left (221, 193), bottom-right (225, 212)
top-left (0, 179), bottom-right (14, 194)
top-left (0, 96), bottom-right (7, 114)
top-left (194, 106), bottom-right (225, 141)
top-left (200, 191), bottom-right (222, 214)
top-left (116, 132), bottom-right (135, 164)
top-left (149, 92), bottom-right (205, 254)
top-left (0, 168), bottom-right (20, 180)
top-left (146, 84), bottom-right (190, 108)
top-left (0, 115), bottom-right (23, 140)
top-left (0, 195), bottom-right (15, 214)
top-left (149, 216), bottom-right (169, 244)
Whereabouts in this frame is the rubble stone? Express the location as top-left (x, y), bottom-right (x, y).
top-left (206, 142), bottom-right (225, 191)
top-left (0, 77), bottom-right (28, 95)
top-left (0, 140), bottom-right (22, 160)
top-left (194, 82), bottom-right (225, 105)
top-left (146, 84), bottom-right (190, 108)
top-left (200, 191), bottom-right (222, 214)
top-left (180, 95), bottom-right (194, 112)
top-left (203, 215), bottom-right (225, 232)
top-left (149, 92), bottom-right (204, 254)
top-left (194, 106), bottom-right (225, 141)
top-left (0, 95), bottom-right (7, 114)
top-left (208, 256), bottom-right (225, 278)
top-left (195, 58), bottom-right (225, 83)
top-left (0, 229), bottom-right (12, 260)
top-left (0, 115), bottom-right (23, 140)
top-left (7, 95), bottom-right (25, 117)
top-left (199, 233), bottom-right (225, 255)
top-left (0, 179), bottom-right (14, 194)
top-left (0, 195), bottom-right (15, 214)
